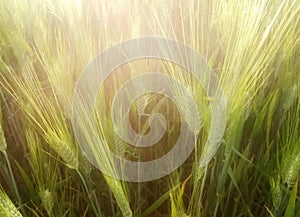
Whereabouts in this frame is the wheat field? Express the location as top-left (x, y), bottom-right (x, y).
top-left (0, 0), bottom-right (299, 216)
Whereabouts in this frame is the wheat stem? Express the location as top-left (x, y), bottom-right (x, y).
top-left (2, 151), bottom-right (27, 217)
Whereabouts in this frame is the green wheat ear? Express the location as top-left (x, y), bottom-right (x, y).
top-left (39, 189), bottom-right (54, 217)
top-left (79, 153), bottom-right (93, 174)
top-left (270, 178), bottom-right (282, 211)
top-left (0, 188), bottom-right (23, 217)
top-left (283, 151), bottom-right (300, 187)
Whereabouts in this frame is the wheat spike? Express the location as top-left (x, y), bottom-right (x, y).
top-left (113, 133), bottom-right (127, 157)
top-left (79, 154), bottom-right (93, 174)
top-left (199, 96), bottom-right (227, 167)
top-left (283, 152), bottom-right (300, 187)
top-left (0, 189), bottom-right (23, 217)
top-left (104, 175), bottom-right (132, 217)
top-left (270, 179), bottom-right (282, 210)
top-left (55, 142), bottom-right (78, 170)
top-left (40, 189), bottom-right (54, 217)
top-left (46, 135), bottom-right (78, 170)
top-left (174, 95), bottom-right (200, 134)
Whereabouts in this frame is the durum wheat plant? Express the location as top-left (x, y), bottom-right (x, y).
top-left (0, 0), bottom-right (299, 216)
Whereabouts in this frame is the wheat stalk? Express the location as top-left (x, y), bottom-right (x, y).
top-left (0, 98), bottom-right (7, 152)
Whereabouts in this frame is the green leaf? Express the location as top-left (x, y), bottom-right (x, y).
top-left (141, 184), bottom-right (180, 217)
top-left (284, 181), bottom-right (298, 217)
